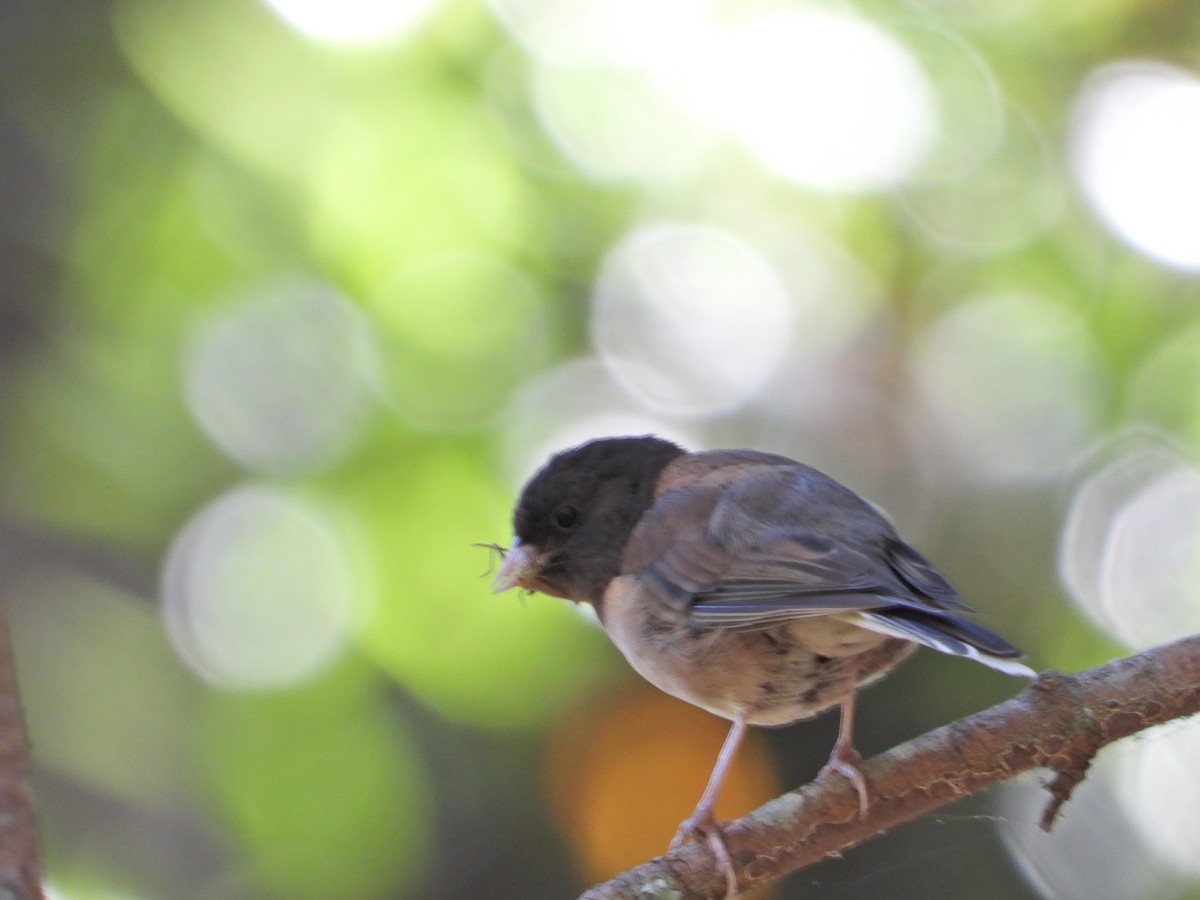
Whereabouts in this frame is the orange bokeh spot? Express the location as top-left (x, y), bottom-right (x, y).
top-left (546, 685), bottom-right (781, 886)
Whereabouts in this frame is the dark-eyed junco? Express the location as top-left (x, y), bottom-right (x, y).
top-left (492, 436), bottom-right (1033, 897)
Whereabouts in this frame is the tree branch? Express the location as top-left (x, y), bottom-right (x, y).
top-left (581, 634), bottom-right (1200, 900)
top-left (0, 604), bottom-right (43, 899)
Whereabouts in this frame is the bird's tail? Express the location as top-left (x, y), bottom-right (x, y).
top-left (854, 608), bottom-right (1036, 678)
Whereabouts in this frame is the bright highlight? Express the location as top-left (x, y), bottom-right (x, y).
top-left (709, 10), bottom-right (938, 191)
top-left (1061, 444), bottom-right (1200, 651)
top-left (497, 2), bottom-right (938, 190)
top-left (591, 224), bottom-right (795, 417)
top-left (259, 0), bottom-right (438, 44)
top-left (184, 282), bottom-right (378, 474)
top-left (163, 486), bottom-right (358, 689)
top-left (1071, 62), bottom-right (1200, 271)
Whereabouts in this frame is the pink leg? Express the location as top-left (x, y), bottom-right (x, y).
top-left (817, 661), bottom-right (870, 817)
top-left (671, 711), bottom-right (749, 898)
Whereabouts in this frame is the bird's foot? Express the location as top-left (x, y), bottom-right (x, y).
top-left (818, 742), bottom-right (870, 818)
top-left (671, 805), bottom-right (739, 899)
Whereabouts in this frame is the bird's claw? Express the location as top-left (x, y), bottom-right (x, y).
top-left (671, 807), bottom-right (740, 898)
top-left (818, 744), bottom-right (870, 818)
top-left (670, 806), bottom-right (716, 851)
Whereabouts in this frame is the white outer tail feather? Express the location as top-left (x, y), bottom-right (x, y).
top-left (852, 612), bottom-right (1037, 678)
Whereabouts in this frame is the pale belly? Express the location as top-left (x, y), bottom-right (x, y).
top-left (603, 585), bottom-right (916, 726)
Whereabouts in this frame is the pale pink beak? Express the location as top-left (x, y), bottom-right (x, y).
top-left (492, 538), bottom-right (539, 593)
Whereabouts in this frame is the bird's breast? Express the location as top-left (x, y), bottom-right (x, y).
top-left (601, 575), bottom-right (916, 726)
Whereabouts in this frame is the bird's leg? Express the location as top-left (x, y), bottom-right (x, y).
top-left (671, 711), bottom-right (749, 899)
top-left (817, 658), bottom-right (870, 817)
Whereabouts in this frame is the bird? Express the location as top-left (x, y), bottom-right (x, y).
top-left (491, 435), bottom-right (1034, 897)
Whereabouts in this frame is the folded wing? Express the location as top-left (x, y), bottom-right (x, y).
top-left (624, 462), bottom-right (1033, 677)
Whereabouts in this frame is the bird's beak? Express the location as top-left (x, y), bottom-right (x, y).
top-left (492, 538), bottom-right (539, 593)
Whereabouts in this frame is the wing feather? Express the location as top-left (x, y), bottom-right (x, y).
top-left (620, 461), bottom-right (1030, 671)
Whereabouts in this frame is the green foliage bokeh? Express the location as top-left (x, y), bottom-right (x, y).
top-left (3, 0), bottom-right (1200, 898)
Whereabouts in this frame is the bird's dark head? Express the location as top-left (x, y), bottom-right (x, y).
top-left (492, 435), bottom-right (685, 604)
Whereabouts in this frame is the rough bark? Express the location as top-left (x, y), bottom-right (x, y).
top-left (0, 605), bottom-right (43, 899)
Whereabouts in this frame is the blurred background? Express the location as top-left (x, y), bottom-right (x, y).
top-left (2, 0), bottom-right (1200, 897)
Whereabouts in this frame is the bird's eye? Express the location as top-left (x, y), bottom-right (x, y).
top-left (552, 504), bottom-right (579, 531)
